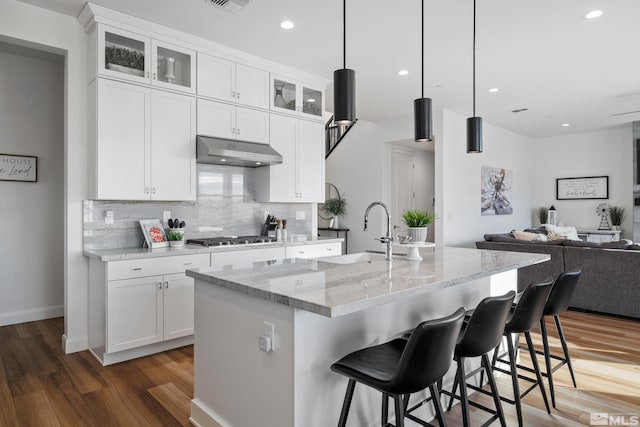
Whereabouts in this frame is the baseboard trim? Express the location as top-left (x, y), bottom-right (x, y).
top-left (190, 399), bottom-right (228, 427)
top-left (62, 333), bottom-right (89, 354)
top-left (0, 305), bottom-right (64, 327)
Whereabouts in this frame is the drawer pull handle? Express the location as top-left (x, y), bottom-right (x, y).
top-left (164, 282), bottom-right (169, 289)
top-left (157, 282), bottom-right (162, 290)
top-left (327, 248), bottom-right (333, 251)
top-left (133, 267), bottom-right (142, 271)
top-left (184, 262), bottom-right (192, 266)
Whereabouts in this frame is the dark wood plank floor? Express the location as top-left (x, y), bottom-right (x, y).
top-left (0, 311), bottom-right (638, 426)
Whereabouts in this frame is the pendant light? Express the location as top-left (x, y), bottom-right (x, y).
top-left (414, 0), bottom-right (433, 142)
top-left (467, 0), bottom-right (483, 153)
top-left (334, 0), bottom-right (355, 125)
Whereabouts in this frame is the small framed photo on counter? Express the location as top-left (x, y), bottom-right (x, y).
top-left (139, 219), bottom-right (168, 248)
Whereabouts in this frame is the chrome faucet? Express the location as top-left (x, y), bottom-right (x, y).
top-left (364, 201), bottom-right (393, 261)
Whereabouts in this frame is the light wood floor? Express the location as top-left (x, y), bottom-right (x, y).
top-left (0, 311), bottom-right (638, 426)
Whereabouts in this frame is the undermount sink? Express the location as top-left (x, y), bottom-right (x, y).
top-left (318, 252), bottom-right (386, 265)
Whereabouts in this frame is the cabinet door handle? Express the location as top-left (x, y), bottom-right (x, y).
top-left (152, 187), bottom-right (156, 194)
top-left (298, 251), bottom-right (305, 254)
top-left (183, 262), bottom-right (192, 266)
top-left (327, 248), bottom-right (333, 251)
top-left (164, 282), bottom-right (169, 289)
top-left (153, 72), bottom-right (156, 80)
top-left (232, 128), bottom-right (236, 135)
top-left (145, 187), bottom-right (150, 194)
top-left (157, 282), bottom-right (162, 290)
top-left (237, 92), bottom-right (240, 99)
top-left (132, 267), bottom-right (142, 271)
top-left (237, 128), bottom-right (240, 135)
top-left (232, 91), bottom-right (236, 98)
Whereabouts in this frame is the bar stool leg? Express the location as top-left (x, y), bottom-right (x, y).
top-left (524, 331), bottom-right (551, 414)
top-left (382, 393), bottom-right (389, 426)
top-left (394, 394), bottom-right (405, 427)
top-left (482, 353), bottom-right (507, 427)
top-left (540, 318), bottom-right (556, 408)
top-left (555, 314), bottom-right (577, 388)
top-left (429, 384), bottom-right (447, 427)
top-left (446, 371), bottom-right (459, 411)
top-left (456, 358), bottom-right (471, 427)
top-left (506, 335), bottom-right (524, 427)
top-left (338, 379), bottom-right (356, 427)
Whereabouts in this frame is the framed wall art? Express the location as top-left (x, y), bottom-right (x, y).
top-left (139, 219), bottom-right (169, 248)
top-left (556, 176), bottom-right (608, 200)
top-left (481, 166), bottom-right (513, 215)
top-left (0, 154), bottom-right (37, 182)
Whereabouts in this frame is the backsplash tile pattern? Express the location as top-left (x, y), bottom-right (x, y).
top-left (84, 164), bottom-right (313, 250)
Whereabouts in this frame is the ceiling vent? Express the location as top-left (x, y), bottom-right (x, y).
top-left (206, 0), bottom-right (254, 13)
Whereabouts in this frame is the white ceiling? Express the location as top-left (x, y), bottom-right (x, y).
top-left (17, 0), bottom-right (640, 138)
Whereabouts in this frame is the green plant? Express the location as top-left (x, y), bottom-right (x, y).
top-left (402, 209), bottom-right (437, 227)
top-left (537, 206), bottom-right (548, 224)
top-left (167, 231), bottom-right (184, 241)
top-left (323, 196), bottom-right (347, 217)
top-left (105, 46), bottom-right (145, 70)
top-left (610, 206), bottom-right (626, 226)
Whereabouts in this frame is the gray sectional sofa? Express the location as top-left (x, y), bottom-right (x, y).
top-left (476, 234), bottom-right (640, 319)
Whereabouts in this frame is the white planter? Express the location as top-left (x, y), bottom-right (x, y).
top-left (169, 239), bottom-right (185, 248)
top-left (408, 227), bottom-right (428, 243)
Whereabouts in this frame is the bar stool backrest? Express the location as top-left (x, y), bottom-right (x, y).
top-left (544, 270), bottom-right (582, 316)
top-left (456, 291), bottom-right (516, 357)
top-left (505, 279), bottom-right (554, 334)
top-left (391, 307), bottom-right (466, 394)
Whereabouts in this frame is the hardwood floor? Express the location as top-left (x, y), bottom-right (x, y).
top-left (0, 311), bottom-right (638, 426)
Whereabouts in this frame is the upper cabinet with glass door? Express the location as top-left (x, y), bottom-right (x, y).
top-left (270, 75), bottom-right (324, 121)
top-left (95, 24), bottom-right (195, 94)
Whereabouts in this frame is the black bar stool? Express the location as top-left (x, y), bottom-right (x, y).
top-left (537, 270), bottom-right (581, 408)
top-left (490, 279), bottom-right (553, 427)
top-left (331, 308), bottom-right (466, 427)
top-left (441, 291), bottom-right (515, 427)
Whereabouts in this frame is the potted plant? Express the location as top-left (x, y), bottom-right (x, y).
top-left (167, 231), bottom-right (185, 247)
top-left (537, 206), bottom-right (548, 225)
top-left (610, 206), bottom-right (626, 231)
top-left (323, 195), bottom-right (347, 229)
top-left (402, 209), bottom-right (437, 243)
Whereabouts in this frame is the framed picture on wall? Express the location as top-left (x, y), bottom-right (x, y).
top-left (0, 154), bottom-right (37, 182)
top-left (556, 176), bottom-right (609, 200)
top-left (139, 219), bottom-right (168, 248)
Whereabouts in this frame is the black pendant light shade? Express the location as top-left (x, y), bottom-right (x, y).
top-left (467, 116), bottom-right (483, 153)
top-left (334, 68), bottom-right (356, 125)
top-left (414, 97), bottom-right (433, 142)
top-left (414, 0), bottom-right (433, 142)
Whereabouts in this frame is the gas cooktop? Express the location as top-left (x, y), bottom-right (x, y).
top-left (186, 236), bottom-right (276, 247)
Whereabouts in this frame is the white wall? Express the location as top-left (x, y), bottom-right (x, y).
top-left (0, 0), bottom-right (88, 352)
top-left (0, 49), bottom-right (64, 325)
top-left (440, 109), bottom-right (536, 247)
top-left (531, 126), bottom-right (633, 234)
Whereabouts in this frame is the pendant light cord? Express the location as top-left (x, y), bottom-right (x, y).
top-left (343, 0), bottom-right (347, 69)
top-left (472, 0), bottom-right (476, 117)
top-left (421, 0), bottom-right (424, 98)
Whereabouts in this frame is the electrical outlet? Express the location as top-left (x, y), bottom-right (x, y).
top-left (259, 321), bottom-right (275, 353)
top-left (105, 210), bottom-right (114, 225)
top-left (163, 211), bottom-right (171, 221)
top-left (296, 211), bottom-right (305, 220)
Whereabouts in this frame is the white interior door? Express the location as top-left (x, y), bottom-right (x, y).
top-left (391, 149), bottom-right (415, 234)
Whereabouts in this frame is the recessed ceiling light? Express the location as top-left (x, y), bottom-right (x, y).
top-left (398, 70), bottom-right (409, 76)
top-left (489, 88), bottom-right (499, 93)
top-left (561, 123), bottom-right (571, 127)
top-left (255, 162), bottom-right (262, 165)
top-left (220, 158), bottom-right (227, 162)
top-left (585, 10), bottom-right (603, 19)
top-left (280, 20), bottom-right (294, 29)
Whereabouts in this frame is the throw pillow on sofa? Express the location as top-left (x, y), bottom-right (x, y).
top-left (512, 230), bottom-right (548, 241)
top-left (544, 224), bottom-right (581, 241)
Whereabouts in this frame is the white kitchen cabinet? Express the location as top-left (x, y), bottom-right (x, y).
top-left (197, 53), bottom-right (269, 109)
top-left (210, 247), bottom-right (285, 269)
top-left (197, 99), bottom-right (269, 144)
top-left (94, 24), bottom-right (195, 94)
top-left (270, 74), bottom-right (324, 121)
top-left (92, 78), bottom-right (196, 200)
top-left (89, 253), bottom-right (209, 365)
top-left (285, 242), bottom-right (342, 259)
top-left (255, 114), bottom-right (324, 202)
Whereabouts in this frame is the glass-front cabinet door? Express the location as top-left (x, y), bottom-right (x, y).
top-left (98, 25), bottom-right (151, 85)
top-left (271, 75), bottom-right (297, 114)
top-left (152, 40), bottom-right (196, 94)
top-left (301, 85), bottom-right (323, 119)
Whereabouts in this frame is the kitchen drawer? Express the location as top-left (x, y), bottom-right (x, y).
top-left (210, 247), bottom-right (285, 269)
top-left (285, 242), bottom-right (341, 259)
top-left (107, 253), bottom-right (210, 281)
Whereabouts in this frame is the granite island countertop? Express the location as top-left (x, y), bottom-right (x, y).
top-left (187, 246), bottom-right (549, 317)
top-left (83, 236), bottom-right (343, 261)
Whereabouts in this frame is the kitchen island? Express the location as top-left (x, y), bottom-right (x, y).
top-left (187, 247), bottom-right (549, 427)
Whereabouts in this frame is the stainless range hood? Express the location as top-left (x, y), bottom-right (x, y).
top-left (196, 135), bottom-right (282, 167)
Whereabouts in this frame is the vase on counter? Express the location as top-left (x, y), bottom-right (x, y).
top-left (408, 227), bottom-right (427, 243)
top-left (331, 216), bottom-right (340, 229)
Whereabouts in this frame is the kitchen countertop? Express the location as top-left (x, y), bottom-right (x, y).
top-left (84, 236), bottom-right (343, 261)
top-left (187, 246), bottom-right (550, 317)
